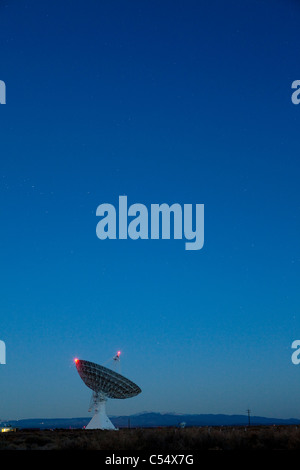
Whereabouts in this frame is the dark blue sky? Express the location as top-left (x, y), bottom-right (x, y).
top-left (0, 0), bottom-right (300, 420)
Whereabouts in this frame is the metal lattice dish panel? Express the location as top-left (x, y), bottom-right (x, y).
top-left (75, 359), bottom-right (141, 399)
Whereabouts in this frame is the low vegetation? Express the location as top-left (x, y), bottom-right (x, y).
top-left (1, 425), bottom-right (300, 450)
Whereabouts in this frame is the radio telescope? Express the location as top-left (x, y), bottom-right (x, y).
top-left (74, 355), bottom-right (141, 430)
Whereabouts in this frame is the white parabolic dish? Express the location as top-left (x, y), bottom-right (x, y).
top-left (75, 359), bottom-right (141, 430)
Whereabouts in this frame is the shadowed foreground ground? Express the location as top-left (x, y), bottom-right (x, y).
top-left (1, 426), bottom-right (300, 451)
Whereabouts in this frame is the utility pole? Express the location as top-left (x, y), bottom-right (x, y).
top-left (246, 409), bottom-right (251, 426)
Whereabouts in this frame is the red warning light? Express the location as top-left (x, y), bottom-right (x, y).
top-left (74, 358), bottom-right (79, 364)
top-left (113, 351), bottom-right (121, 361)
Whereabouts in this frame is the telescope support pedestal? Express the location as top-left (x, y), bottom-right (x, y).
top-left (86, 392), bottom-right (116, 430)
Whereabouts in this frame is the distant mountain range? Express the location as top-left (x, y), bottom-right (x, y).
top-left (2, 412), bottom-right (300, 429)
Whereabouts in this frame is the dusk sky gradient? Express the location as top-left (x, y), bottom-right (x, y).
top-left (0, 0), bottom-right (300, 421)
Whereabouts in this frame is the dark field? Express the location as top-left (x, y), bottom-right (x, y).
top-left (1, 426), bottom-right (300, 451)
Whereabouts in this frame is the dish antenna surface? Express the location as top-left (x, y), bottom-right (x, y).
top-left (74, 354), bottom-right (141, 430)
